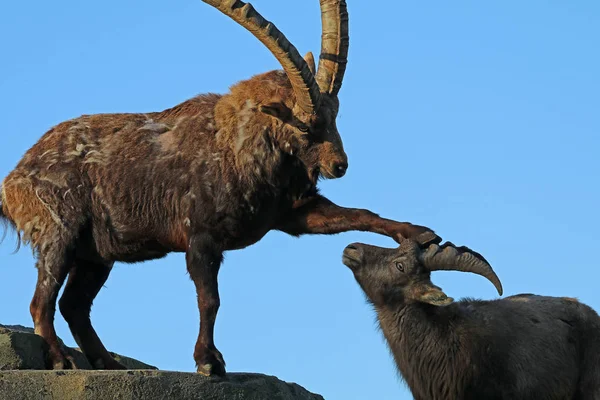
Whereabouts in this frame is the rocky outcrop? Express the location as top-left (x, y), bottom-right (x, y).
top-left (0, 370), bottom-right (324, 400)
top-left (0, 325), bottom-right (324, 400)
top-left (0, 324), bottom-right (155, 370)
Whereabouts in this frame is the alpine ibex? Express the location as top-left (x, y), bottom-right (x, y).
top-left (0, 1), bottom-right (449, 376)
top-left (343, 240), bottom-right (600, 400)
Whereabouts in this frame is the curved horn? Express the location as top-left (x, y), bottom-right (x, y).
top-left (316, 0), bottom-right (349, 95)
top-left (420, 243), bottom-right (503, 295)
top-left (203, 0), bottom-right (321, 114)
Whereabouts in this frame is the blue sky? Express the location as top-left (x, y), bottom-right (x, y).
top-left (1, 1), bottom-right (599, 399)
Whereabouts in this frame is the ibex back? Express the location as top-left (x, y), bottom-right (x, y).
top-left (1, 0), bottom-right (443, 376)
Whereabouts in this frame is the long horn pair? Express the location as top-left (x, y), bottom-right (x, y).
top-left (420, 243), bottom-right (503, 295)
top-left (202, 0), bottom-right (349, 114)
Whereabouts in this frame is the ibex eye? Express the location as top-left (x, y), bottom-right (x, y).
top-left (298, 125), bottom-right (310, 133)
top-left (395, 262), bottom-right (405, 272)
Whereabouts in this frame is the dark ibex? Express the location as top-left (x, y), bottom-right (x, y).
top-left (0, 1), bottom-right (447, 376)
top-left (343, 240), bottom-right (600, 400)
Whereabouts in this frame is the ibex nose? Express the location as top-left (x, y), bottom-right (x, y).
top-left (332, 161), bottom-right (348, 178)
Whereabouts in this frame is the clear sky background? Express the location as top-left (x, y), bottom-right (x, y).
top-left (1, 1), bottom-right (599, 399)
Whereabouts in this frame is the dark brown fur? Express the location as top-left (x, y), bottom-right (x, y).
top-left (0, 67), bottom-right (440, 375)
top-left (343, 241), bottom-right (600, 400)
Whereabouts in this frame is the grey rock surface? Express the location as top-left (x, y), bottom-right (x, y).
top-left (0, 324), bottom-right (156, 370)
top-left (0, 325), bottom-right (324, 399)
top-left (0, 370), bottom-right (325, 400)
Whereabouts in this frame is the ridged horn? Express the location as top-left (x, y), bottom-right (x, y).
top-left (203, 0), bottom-right (322, 114)
top-left (316, 0), bottom-right (349, 96)
top-left (420, 243), bottom-right (503, 295)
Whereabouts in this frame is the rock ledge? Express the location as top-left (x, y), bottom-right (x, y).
top-left (0, 325), bottom-right (323, 400)
top-left (0, 370), bottom-right (324, 400)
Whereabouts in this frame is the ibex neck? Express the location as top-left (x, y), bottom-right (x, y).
top-left (376, 303), bottom-right (469, 400)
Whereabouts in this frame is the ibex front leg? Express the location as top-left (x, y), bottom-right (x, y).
top-left (186, 234), bottom-right (225, 376)
top-left (277, 195), bottom-right (441, 246)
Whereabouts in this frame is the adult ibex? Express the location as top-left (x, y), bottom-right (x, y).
top-left (343, 240), bottom-right (600, 399)
top-left (1, 0), bottom-right (447, 376)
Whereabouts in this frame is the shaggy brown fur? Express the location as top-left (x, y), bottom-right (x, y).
top-left (1, 1), bottom-right (441, 376)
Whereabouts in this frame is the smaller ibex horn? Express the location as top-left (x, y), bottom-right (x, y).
top-left (420, 242), bottom-right (503, 295)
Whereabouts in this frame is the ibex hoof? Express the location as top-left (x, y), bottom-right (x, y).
top-left (415, 231), bottom-right (442, 247)
top-left (195, 349), bottom-right (226, 377)
top-left (49, 351), bottom-right (78, 370)
top-left (197, 362), bottom-right (226, 377)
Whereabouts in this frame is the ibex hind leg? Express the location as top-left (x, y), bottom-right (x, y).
top-left (59, 257), bottom-right (126, 370)
top-left (29, 229), bottom-right (78, 370)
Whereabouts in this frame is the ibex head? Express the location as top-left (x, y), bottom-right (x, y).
top-left (205, 0), bottom-right (349, 180)
top-left (342, 239), bottom-right (503, 307)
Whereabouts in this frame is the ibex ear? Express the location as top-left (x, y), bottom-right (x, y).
top-left (411, 283), bottom-right (453, 306)
top-left (260, 102), bottom-right (293, 123)
top-left (304, 52), bottom-right (316, 75)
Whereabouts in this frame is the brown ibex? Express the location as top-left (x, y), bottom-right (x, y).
top-left (1, 0), bottom-right (446, 376)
